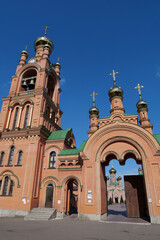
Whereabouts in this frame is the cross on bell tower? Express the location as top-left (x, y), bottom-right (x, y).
top-left (43, 26), bottom-right (50, 37)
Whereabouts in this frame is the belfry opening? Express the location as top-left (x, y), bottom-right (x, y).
top-left (0, 32), bottom-right (160, 224)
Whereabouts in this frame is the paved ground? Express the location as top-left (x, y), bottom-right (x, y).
top-left (106, 204), bottom-right (149, 223)
top-left (0, 215), bottom-right (160, 240)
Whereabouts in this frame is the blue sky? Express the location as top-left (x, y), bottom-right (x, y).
top-left (0, 0), bottom-right (160, 181)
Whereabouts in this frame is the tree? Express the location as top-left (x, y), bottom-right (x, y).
top-left (109, 197), bottom-right (113, 204)
top-left (120, 195), bottom-right (124, 204)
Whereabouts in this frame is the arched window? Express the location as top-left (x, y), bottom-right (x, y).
top-left (1, 176), bottom-right (14, 196)
top-left (0, 180), bottom-right (2, 192)
top-left (3, 176), bottom-right (9, 195)
top-left (12, 107), bottom-right (19, 130)
top-left (9, 180), bottom-right (14, 196)
top-left (49, 151), bottom-right (56, 168)
top-left (0, 152), bottom-right (5, 166)
top-left (8, 146), bottom-right (15, 166)
top-left (17, 151), bottom-right (23, 165)
top-left (24, 105), bottom-right (30, 128)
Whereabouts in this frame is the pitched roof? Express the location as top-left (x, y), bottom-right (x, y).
top-left (153, 134), bottom-right (160, 145)
top-left (47, 128), bottom-right (71, 140)
top-left (58, 140), bottom-right (87, 156)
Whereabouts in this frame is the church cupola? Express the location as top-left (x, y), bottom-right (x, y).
top-left (19, 46), bottom-right (29, 65)
top-left (34, 26), bottom-right (54, 58)
top-left (135, 83), bottom-right (153, 133)
top-left (138, 167), bottom-right (143, 175)
top-left (117, 176), bottom-right (122, 187)
top-left (109, 166), bottom-right (116, 183)
top-left (54, 58), bottom-right (61, 76)
top-left (88, 91), bottom-right (99, 137)
top-left (108, 70), bottom-right (125, 115)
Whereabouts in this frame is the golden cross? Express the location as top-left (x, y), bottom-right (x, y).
top-left (109, 69), bottom-right (119, 86)
top-left (43, 26), bottom-right (50, 37)
top-left (134, 83), bottom-right (144, 100)
top-left (90, 91), bottom-right (98, 107)
top-left (25, 45), bottom-right (28, 51)
top-left (57, 57), bottom-right (60, 62)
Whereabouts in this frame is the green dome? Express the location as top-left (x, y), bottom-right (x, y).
top-left (89, 106), bottom-right (99, 116)
top-left (109, 167), bottom-right (116, 174)
top-left (108, 85), bottom-right (123, 99)
top-left (34, 36), bottom-right (54, 52)
top-left (136, 99), bottom-right (148, 112)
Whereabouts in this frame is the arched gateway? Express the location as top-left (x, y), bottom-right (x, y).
top-left (0, 36), bottom-right (160, 224)
top-left (82, 121), bottom-right (159, 221)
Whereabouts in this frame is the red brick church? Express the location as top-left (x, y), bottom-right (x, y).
top-left (0, 32), bottom-right (160, 223)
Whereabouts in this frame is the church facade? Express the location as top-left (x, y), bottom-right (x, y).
top-left (106, 167), bottom-right (125, 204)
top-left (0, 33), bottom-right (160, 223)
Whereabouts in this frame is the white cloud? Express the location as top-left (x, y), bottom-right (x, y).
top-left (60, 78), bottom-right (66, 86)
top-left (156, 67), bottom-right (160, 78)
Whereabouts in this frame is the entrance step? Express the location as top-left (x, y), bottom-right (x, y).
top-left (24, 208), bottom-right (56, 221)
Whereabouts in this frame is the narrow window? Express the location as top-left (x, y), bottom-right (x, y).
top-left (0, 180), bottom-right (2, 192)
top-left (3, 176), bottom-right (9, 195)
top-left (12, 107), bottom-right (19, 129)
top-left (49, 151), bottom-right (56, 168)
top-left (9, 180), bottom-right (14, 196)
top-left (17, 151), bottom-right (23, 165)
top-left (24, 105), bottom-right (30, 128)
top-left (8, 146), bottom-right (15, 166)
top-left (0, 152), bottom-right (5, 166)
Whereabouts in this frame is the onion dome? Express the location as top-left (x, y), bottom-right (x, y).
top-left (109, 167), bottom-right (116, 174)
top-left (54, 58), bottom-right (61, 69)
top-left (108, 85), bottom-right (123, 100)
top-left (138, 167), bottom-right (142, 175)
top-left (21, 49), bottom-right (29, 58)
top-left (89, 106), bottom-right (99, 117)
top-left (106, 176), bottom-right (109, 181)
top-left (136, 99), bottom-right (148, 112)
top-left (34, 36), bottom-right (54, 53)
top-left (117, 176), bottom-right (122, 181)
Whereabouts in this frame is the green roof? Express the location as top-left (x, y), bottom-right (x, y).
top-left (99, 113), bottom-right (137, 120)
top-left (153, 134), bottom-right (160, 145)
top-left (58, 140), bottom-right (87, 156)
top-left (110, 182), bottom-right (119, 186)
top-left (47, 128), bottom-right (71, 140)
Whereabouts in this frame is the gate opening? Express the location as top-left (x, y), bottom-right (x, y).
top-left (102, 158), bottom-right (149, 222)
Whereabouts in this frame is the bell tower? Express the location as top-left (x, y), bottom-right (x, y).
top-left (0, 27), bottom-right (63, 210)
top-left (0, 27), bottom-right (62, 133)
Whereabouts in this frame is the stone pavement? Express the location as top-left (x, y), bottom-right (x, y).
top-left (0, 215), bottom-right (160, 240)
top-left (105, 204), bottom-right (150, 223)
